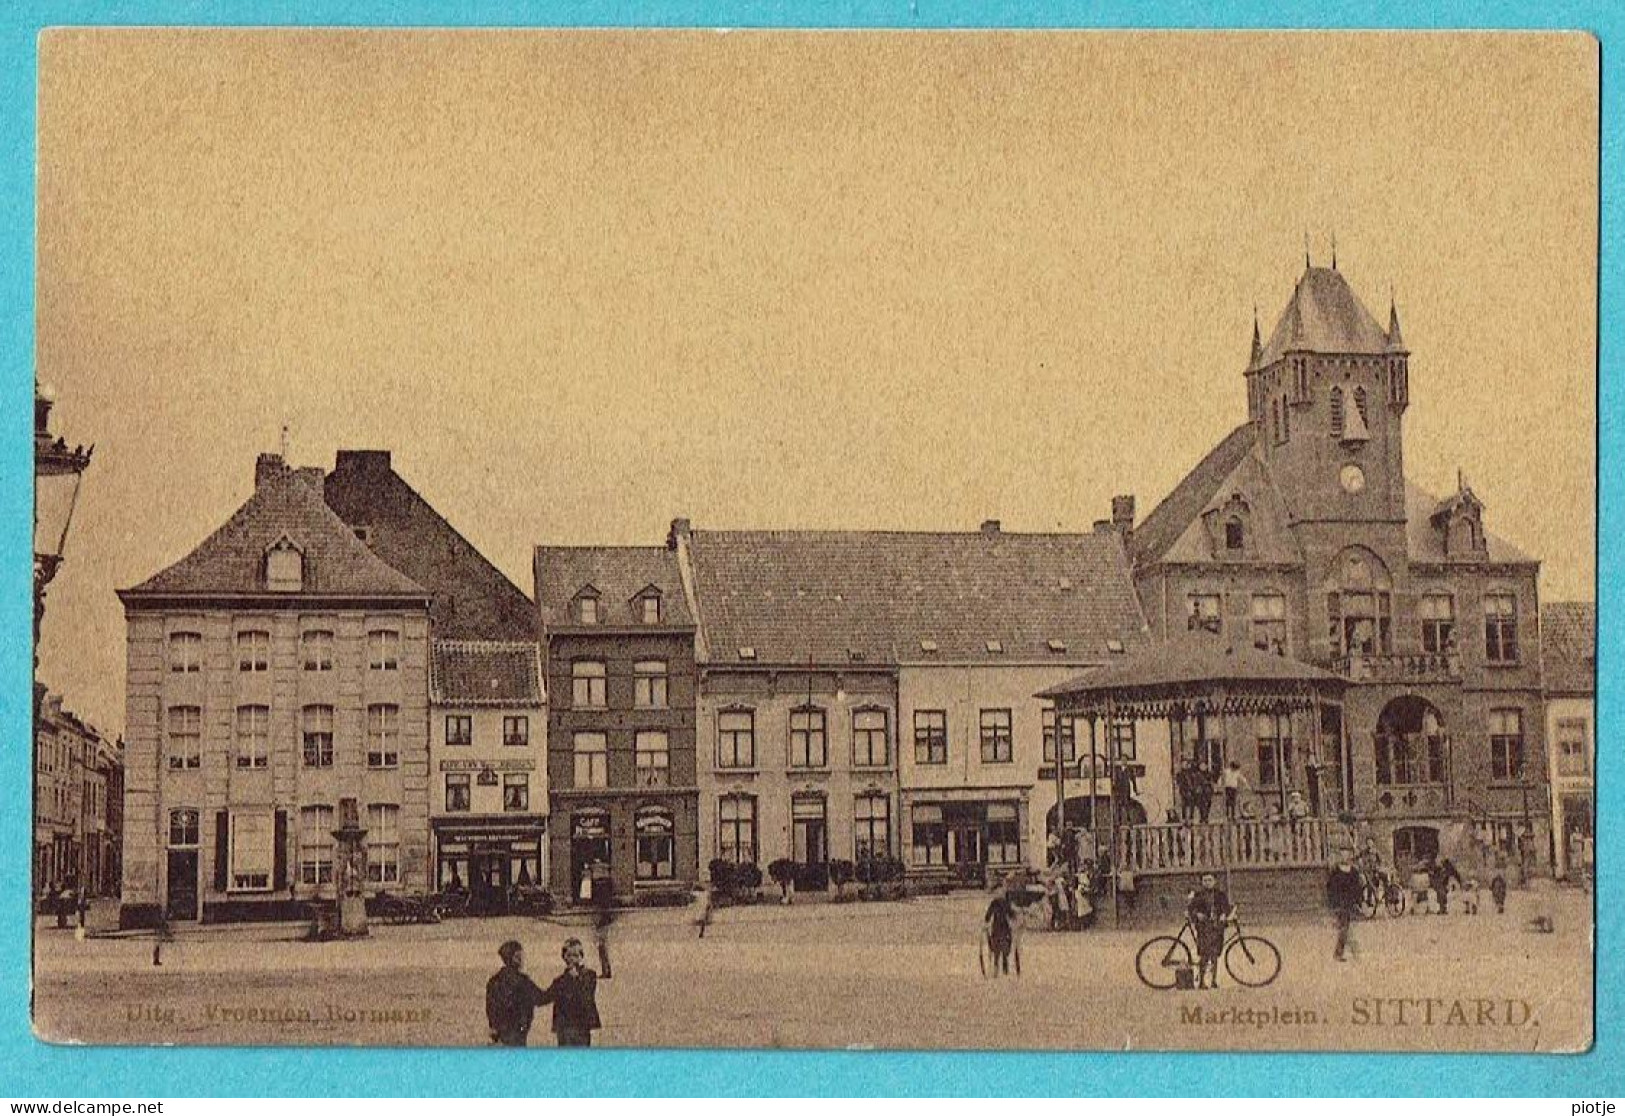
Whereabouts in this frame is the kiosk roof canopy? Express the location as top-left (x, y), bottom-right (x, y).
top-left (1037, 634), bottom-right (1345, 707)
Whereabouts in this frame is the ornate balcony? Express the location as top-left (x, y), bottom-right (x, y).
top-left (1330, 650), bottom-right (1461, 684)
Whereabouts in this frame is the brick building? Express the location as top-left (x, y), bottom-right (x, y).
top-left (34, 689), bottom-right (122, 899)
top-left (118, 455), bottom-right (433, 925)
top-left (534, 544), bottom-right (698, 902)
top-left (1127, 260), bottom-right (1549, 874)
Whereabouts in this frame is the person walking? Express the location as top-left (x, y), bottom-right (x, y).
top-left (1489, 869), bottom-right (1509, 914)
top-left (1187, 872), bottom-right (1232, 989)
top-left (983, 887), bottom-right (1018, 976)
top-left (1327, 852), bottom-right (1363, 961)
top-left (534, 937), bottom-right (604, 1047)
top-left (486, 940), bottom-right (546, 1047)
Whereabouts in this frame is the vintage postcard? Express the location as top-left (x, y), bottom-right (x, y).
top-left (31, 28), bottom-right (1596, 1052)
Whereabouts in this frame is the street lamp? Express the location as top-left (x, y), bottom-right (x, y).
top-left (34, 385), bottom-right (92, 651)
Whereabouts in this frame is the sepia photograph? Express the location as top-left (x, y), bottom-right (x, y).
top-left (30, 28), bottom-right (1597, 1054)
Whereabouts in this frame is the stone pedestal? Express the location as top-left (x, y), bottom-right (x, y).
top-left (332, 797), bottom-right (370, 938)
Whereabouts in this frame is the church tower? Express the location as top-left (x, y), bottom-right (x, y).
top-left (1243, 258), bottom-right (1410, 527)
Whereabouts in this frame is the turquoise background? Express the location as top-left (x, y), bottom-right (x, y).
top-left (2, 0), bottom-right (1615, 1097)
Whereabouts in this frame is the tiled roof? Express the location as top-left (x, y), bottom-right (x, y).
top-left (1541, 602), bottom-right (1595, 696)
top-left (430, 641), bottom-right (543, 706)
top-left (534, 547), bottom-right (694, 628)
top-left (1130, 423), bottom-right (1258, 568)
top-left (685, 528), bottom-right (1149, 665)
top-left (1258, 267), bottom-right (1394, 367)
top-left (1404, 483), bottom-right (1534, 565)
top-left (124, 463), bottom-right (427, 599)
top-left (325, 450), bottom-right (535, 641)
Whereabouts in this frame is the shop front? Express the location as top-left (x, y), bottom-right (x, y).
top-left (432, 817), bottom-right (548, 914)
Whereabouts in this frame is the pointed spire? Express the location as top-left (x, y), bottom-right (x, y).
top-left (1249, 306), bottom-right (1262, 367)
top-left (1330, 230), bottom-right (1337, 270)
top-left (1304, 230), bottom-right (1311, 269)
top-left (1386, 294), bottom-right (1406, 351)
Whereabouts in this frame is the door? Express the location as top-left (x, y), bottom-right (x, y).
top-left (949, 823), bottom-right (982, 866)
top-left (570, 811), bottom-right (612, 904)
top-left (791, 797), bottom-right (829, 891)
top-left (165, 850), bottom-right (199, 921)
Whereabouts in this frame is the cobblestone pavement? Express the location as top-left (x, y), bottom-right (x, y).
top-left (32, 888), bottom-right (1592, 1052)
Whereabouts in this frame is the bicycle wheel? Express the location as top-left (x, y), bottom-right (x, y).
top-left (1225, 935), bottom-right (1282, 987)
top-left (1384, 884), bottom-right (1407, 917)
top-left (1356, 885), bottom-right (1378, 920)
top-left (1135, 935), bottom-right (1193, 990)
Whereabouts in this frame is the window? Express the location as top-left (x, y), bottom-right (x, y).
top-left (445, 714), bottom-right (473, 747)
top-left (1224, 518), bottom-right (1245, 552)
top-left (302, 705), bottom-right (334, 767)
top-left (1556, 719), bottom-right (1590, 778)
top-left (266, 543), bottom-right (303, 592)
top-left (1108, 719), bottom-right (1138, 761)
top-left (503, 773), bottom-right (530, 812)
top-left (366, 704), bottom-right (399, 769)
top-left (573, 732), bottom-right (608, 788)
top-left (166, 706), bottom-right (201, 771)
top-left (301, 630), bottom-right (334, 672)
top-left (367, 630), bottom-right (400, 671)
top-left (234, 705), bottom-right (270, 769)
top-left (1354, 386), bottom-right (1369, 427)
top-left (911, 804), bottom-right (947, 866)
top-left (366, 804), bottom-right (400, 884)
top-left (718, 710), bottom-right (755, 769)
top-left (445, 773), bottom-right (471, 813)
top-left (1420, 594), bottom-right (1456, 654)
top-left (1484, 593), bottom-right (1519, 663)
top-left (790, 707), bottom-right (827, 768)
top-left (1187, 593), bottom-right (1222, 635)
top-left (571, 660), bottom-right (606, 708)
top-left (167, 808), bottom-right (200, 847)
top-left (1330, 386), bottom-right (1345, 438)
top-left (636, 807), bottom-right (676, 880)
top-left (1376, 701), bottom-right (1447, 785)
top-left (299, 805), bottom-right (334, 885)
top-left (229, 811), bottom-right (273, 891)
top-left (1042, 704), bottom-right (1076, 763)
top-left (718, 795), bottom-right (757, 864)
top-left (854, 793), bottom-right (891, 861)
top-left (1490, 709), bottom-right (1525, 782)
top-left (169, 632), bottom-right (202, 673)
top-left (635, 730), bottom-right (670, 787)
top-left (638, 594), bottom-right (662, 624)
top-left (633, 660), bottom-right (668, 709)
top-left (503, 716), bottom-right (529, 747)
top-left (576, 594), bottom-right (600, 624)
top-left (1251, 593), bottom-right (1287, 654)
top-left (1328, 590), bottom-right (1392, 656)
top-left (987, 802), bottom-right (1021, 865)
top-left (237, 630), bottom-right (270, 673)
top-left (914, 710), bottom-right (947, 765)
top-left (979, 709), bottom-right (1013, 763)
top-left (1255, 715), bottom-right (1293, 787)
top-left (852, 708), bottom-right (889, 767)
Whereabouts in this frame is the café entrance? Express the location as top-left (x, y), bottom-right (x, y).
top-left (433, 819), bottom-right (546, 915)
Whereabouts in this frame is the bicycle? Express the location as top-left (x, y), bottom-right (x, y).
top-left (1356, 871), bottom-right (1407, 918)
top-left (1134, 911), bottom-right (1282, 990)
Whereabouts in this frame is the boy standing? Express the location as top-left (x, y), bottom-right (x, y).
top-left (1187, 872), bottom-right (1232, 989)
top-left (535, 937), bottom-right (604, 1047)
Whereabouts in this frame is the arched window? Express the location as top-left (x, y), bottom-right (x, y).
top-left (1325, 547), bottom-right (1393, 658)
top-left (1354, 385), bottom-right (1369, 426)
top-left (1375, 697), bottom-right (1447, 786)
top-left (634, 806), bottom-right (675, 881)
top-left (167, 808), bottom-right (200, 847)
top-left (1330, 386), bottom-right (1345, 438)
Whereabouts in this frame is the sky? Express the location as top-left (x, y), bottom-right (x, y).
top-left (35, 30), bottom-right (1598, 735)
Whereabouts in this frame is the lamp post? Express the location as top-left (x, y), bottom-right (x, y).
top-left (34, 386), bottom-right (93, 670)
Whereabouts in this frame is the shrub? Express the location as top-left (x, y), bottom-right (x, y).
top-left (767, 858), bottom-right (797, 898)
top-left (829, 859), bottom-right (855, 896)
top-left (708, 858), bottom-right (736, 893)
top-left (734, 862), bottom-right (764, 894)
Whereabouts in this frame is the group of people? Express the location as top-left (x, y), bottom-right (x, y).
top-left (486, 937), bottom-right (605, 1047)
top-left (1325, 842), bottom-right (1512, 963)
top-left (1174, 759), bottom-right (1312, 824)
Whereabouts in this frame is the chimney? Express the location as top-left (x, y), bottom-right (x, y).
top-left (255, 452), bottom-right (287, 489)
top-left (1111, 494), bottom-right (1136, 538)
top-left (335, 449), bottom-right (392, 475)
top-left (1093, 519), bottom-right (1115, 534)
top-left (667, 517), bottom-right (692, 551)
top-left (294, 466), bottom-right (326, 491)
top-left (980, 519), bottom-right (1001, 535)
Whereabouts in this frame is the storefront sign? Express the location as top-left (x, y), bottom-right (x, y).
top-left (439, 758), bottom-right (535, 772)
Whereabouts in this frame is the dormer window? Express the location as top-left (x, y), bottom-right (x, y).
top-left (737, 646), bottom-right (757, 662)
top-left (573, 588), bottom-right (601, 625)
top-left (634, 586), bottom-right (663, 625)
top-left (1048, 639), bottom-right (1068, 653)
top-left (919, 639), bottom-right (939, 654)
top-left (985, 640), bottom-right (1003, 655)
top-left (265, 537), bottom-right (304, 593)
top-left (1106, 639), bottom-right (1126, 654)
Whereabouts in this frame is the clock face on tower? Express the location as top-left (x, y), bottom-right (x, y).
top-left (1340, 463), bottom-right (1367, 493)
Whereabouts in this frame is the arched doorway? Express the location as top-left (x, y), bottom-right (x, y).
top-left (1374, 696), bottom-right (1448, 787)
